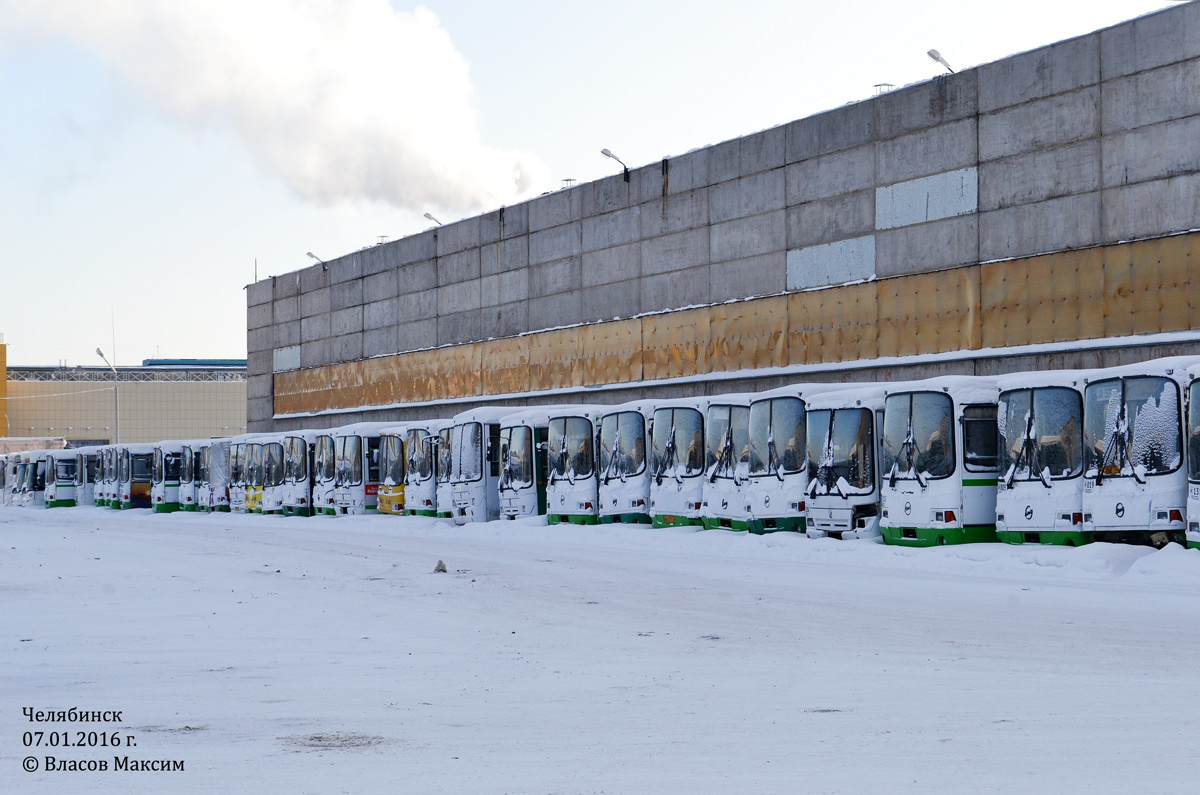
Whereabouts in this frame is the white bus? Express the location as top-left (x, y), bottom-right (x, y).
top-left (1082, 357), bottom-right (1194, 547)
top-left (332, 422), bottom-right (396, 515)
top-left (996, 370), bottom-right (1089, 545)
top-left (804, 385), bottom-right (887, 540)
top-left (498, 407), bottom-right (557, 520)
top-left (43, 449), bottom-right (79, 508)
top-left (279, 429), bottom-right (324, 517)
top-left (649, 397), bottom-right (710, 529)
top-left (597, 400), bottom-right (657, 525)
top-left (880, 376), bottom-right (1001, 546)
top-left (701, 394), bottom-right (754, 530)
top-left (545, 405), bottom-right (608, 526)
top-left (450, 407), bottom-right (513, 524)
top-left (151, 440), bottom-right (185, 513)
top-left (403, 419), bottom-right (453, 517)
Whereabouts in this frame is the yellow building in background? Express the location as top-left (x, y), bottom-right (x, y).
top-left (4, 359), bottom-right (247, 446)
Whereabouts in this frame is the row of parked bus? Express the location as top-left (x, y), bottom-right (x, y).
top-left (5, 357), bottom-right (1200, 549)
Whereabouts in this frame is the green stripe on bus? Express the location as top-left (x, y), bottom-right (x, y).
top-left (963, 478), bottom-right (998, 487)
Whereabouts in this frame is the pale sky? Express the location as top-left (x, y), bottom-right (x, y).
top-left (0, 0), bottom-right (1184, 367)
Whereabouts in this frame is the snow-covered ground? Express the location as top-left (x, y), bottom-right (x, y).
top-left (3, 507), bottom-right (1199, 793)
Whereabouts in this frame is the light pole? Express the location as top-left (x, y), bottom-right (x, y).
top-left (96, 348), bottom-right (119, 444)
top-left (423, 213), bottom-right (443, 226)
top-left (601, 149), bottom-right (630, 182)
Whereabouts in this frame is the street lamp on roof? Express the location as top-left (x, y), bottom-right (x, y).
top-left (601, 149), bottom-right (630, 182)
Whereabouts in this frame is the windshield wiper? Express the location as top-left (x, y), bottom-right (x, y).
top-left (1096, 397), bottom-right (1144, 485)
top-left (655, 424), bottom-right (677, 486)
top-left (766, 427), bottom-right (784, 482)
top-left (889, 415), bottom-right (927, 489)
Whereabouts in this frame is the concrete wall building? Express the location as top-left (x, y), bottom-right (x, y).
top-left (4, 359), bottom-right (247, 445)
top-left (249, 3), bottom-right (1200, 431)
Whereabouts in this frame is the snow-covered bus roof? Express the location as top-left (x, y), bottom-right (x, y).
top-left (802, 383), bottom-right (890, 412)
top-left (544, 403), bottom-right (613, 422)
top-left (497, 406), bottom-right (565, 428)
top-left (406, 417), bottom-right (455, 434)
top-left (705, 391), bottom-right (757, 407)
top-left (1080, 356), bottom-right (1200, 384)
top-left (329, 421), bottom-right (398, 438)
top-left (452, 406), bottom-right (524, 425)
top-left (748, 382), bottom-right (861, 404)
top-left (119, 443), bottom-right (159, 455)
top-left (650, 396), bottom-right (713, 414)
top-left (880, 375), bottom-right (1000, 406)
top-left (995, 369), bottom-right (1094, 393)
top-left (598, 398), bottom-right (658, 420)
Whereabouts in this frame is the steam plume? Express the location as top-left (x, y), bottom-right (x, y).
top-left (0, 0), bottom-right (548, 211)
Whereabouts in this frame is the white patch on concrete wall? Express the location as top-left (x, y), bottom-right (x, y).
top-left (875, 167), bottom-right (978, 230)
top-left (273, 345), bottom-right (301, 373)
top-left (786, 235), bottom-right (875, 291)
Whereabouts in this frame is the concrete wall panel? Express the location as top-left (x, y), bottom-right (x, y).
top-left (980, 140), bottom-right (1101, 211)
top-left (247, 280), bottom-right (272, 307)
top-left (640, 266), bottom-right (709, 311)
top-left (876, 71), bottom-right (977, 139)
top-left (331, 306), bottom-right (364, 336)
top-left (785, 190), bottom-right (874, 250)
top-left (396, 318), bottom-right (438, 353)
top-left (438, 248), bottom-right (480, 286)
top-left (640, 190), bottom-right (709, 238)
top-left (710, 252), bottom-right (785, 302)
top-left (978, 35), bottom-right (1099, 113)
top-left (437, 310), bottom-right (481, 346)
top-left (739, 127), bottom-right (785, 176)
top-left (785, 101), bottom-right (875, 164)
top-left (1100, 2), bottom-right (1200, 80)
top-left (331, 280), bottom-right (363, 311)
top-left (528, 189), bottom-right (581, 232)
top-left (1103, 58), bottom-right (1200, 135)
top-left (582, 205), bottom-right (641, 252)
top-left (396, 287), bottom-right (438, 323)
top-left (877, 118), bottom-right (978, 185)
top-left (641, 227), bottom-right (710, 276)
top-left (710, 211), bottom-right (784, 263)
top-left (437, 279), bottom-right (481, 315)
top-left (273, 321), bottom-right (301, 349)
top-left (364, 326), bottom-right (398, 358)
top-left (299, 287), bottom-right (329, 317)
top-left (363, 269), bottom-right (398, 301)
top-left (582, 243), bottom-right (640, 287)
top-left (300, 312), bottom-right (330, 341)
top-left (709, 170), bottom-right (785, 224)
top-left (786, 144), bottom-right (874, 205)
top-left (1102, 115), bottom-right (1200, 188)
top-left (529, 223), bottom-right (582, 265)
top-left (247, 303), bottom-right (273, 330)
top-left (875, 215), bottom-right (978, 278)
top-left (529, 256), bottom-right (582, 298)
top-left (980, 193), bottom-right (1101, 261)
top-left (1103, 172), bottom-right (1200, 242)
top-left (436, 216), bottom-right (481, 256)
top-left (331, 333), bottom-right (363, 363)
top-left (980, 88), bottom-right (1100, 162)
top-left (364, 298), bottom-right (397, 331)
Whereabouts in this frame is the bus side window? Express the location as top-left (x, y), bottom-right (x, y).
top-left (962, 405), bottom-right (999, 472)
top-left (489, 424), bottom-right (502, 478)
top-left (367, 437), bottom-right (381, 483)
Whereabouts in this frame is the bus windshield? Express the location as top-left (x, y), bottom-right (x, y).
top-left (651, 408), bottom-right (704, 482)
top-left (315, 436), bottom-right (335, 482)
top-left (500, 425), bottom-right (534, 489)
top-left (881, 392), bottom-right (954, 484)
top-left (264, 442), bottom-right (284, 488)
top-left (1084, 377), bottom-right (1181, 480)
top-left (453, 423), bottom-right (483, 482)
top-left (381, 435), bottom-right (405, 486)
top-left (705, 405), bottom-right (750, 481)
top-left (999, 387), bottom-right (1083, 483)
top-left (748, 397), bottom-right (805, 477)
top-left (807, 408), bottom-right (875, 495)
top-left (548, 417), bottom-right (594, 481)
top-left (599, 411), bottom-right (647, 480)
top-left (405, 429), bottom-right (432, 484)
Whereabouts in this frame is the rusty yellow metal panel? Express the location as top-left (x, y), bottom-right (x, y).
top-left (481, 336), bottom-right (529, 396)
top-left (1102, 244), bottom-right (1136, 339)
top-left (980, 256), bottom-right (1025, 349)
top-left (643, 308), bottom-right (710, 381)
top-left (709, 297), bottom-right (787, 372)
top-left (876, 269), bottom-right (980, 358)
top-left (529, 328), bottom-right (582, 391)
top-left (397, 348), bottom-right (440, 404)
top-left (323, 361), bottom-right (365, 411)
top-left (582, 318), bottom-right (642, 386)
top-left (439, 342), bottom-right (482, 399)
top-left (1124, 234), bottom-right (1195, 335)
top-left (788, 282), bottom-right (879, 365)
